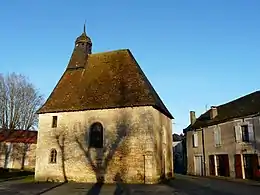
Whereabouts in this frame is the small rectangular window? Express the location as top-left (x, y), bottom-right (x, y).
top-left (52, 116), bottom-right (58, 128)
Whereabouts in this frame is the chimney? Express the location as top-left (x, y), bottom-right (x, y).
top-left (190, 111), bottom-right (196, 125)
top-left (210, 106), bottom-right (218, 119)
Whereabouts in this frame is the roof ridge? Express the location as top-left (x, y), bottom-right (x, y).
top-left (184, 90), bottom-right (260, 131)
top-left (217, 90), bottom-right (260, 108)
top-left (90, 49), bottom-right (129, 56)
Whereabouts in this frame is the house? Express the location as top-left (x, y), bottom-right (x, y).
top-left (184, 91), bottom-right (260, 180)
top-left (0, 129), bottom-right (37, 170)
top-left (35, 25), bottom-right (174, 184)
top-left (172, 134), bottom-right (185, 174)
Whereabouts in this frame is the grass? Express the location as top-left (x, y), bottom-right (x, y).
top-left (20, 175), bottom-right (35, 183)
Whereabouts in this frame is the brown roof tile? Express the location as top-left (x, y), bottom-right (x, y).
top-left (0, 129), bottom-right (38, 144)
top-left (37, 49), bottom-right (173, 119)
top-left (184, 91), bottom-right (260, 132)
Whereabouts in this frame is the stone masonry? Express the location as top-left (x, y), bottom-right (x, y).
top-left (35, 106), bottom-right (173, 183)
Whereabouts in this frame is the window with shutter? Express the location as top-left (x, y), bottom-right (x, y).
top-left (234, 125), bottom-right (242, 142)
top-left (214, 126), bottom-right (221, 147)
top-left (218, 127), bottom-right (222, 145)
top-left (248, 124), bottom-right (254, 142)
top-left (192, 132), bottom-right (198, 148)
top-left (214, 127), bottom-right (218, 146)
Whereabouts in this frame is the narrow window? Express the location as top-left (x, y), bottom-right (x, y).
top-left (241, 125), bottom-right (249, 142)
top-left (52, 116), bottom-right (58, 128)
top-left (50, 149), bottom-right (57, 163)
top-left (89, 122), bottom-right (103, 148)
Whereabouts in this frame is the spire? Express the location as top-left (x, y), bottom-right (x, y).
top-left (83, 20), bottom-right (86, 34)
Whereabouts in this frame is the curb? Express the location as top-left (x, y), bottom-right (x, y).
top-left (191, 175), bottom-right (260, 187)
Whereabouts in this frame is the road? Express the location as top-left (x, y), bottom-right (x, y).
top-left (0, 174), bottom-right (259, 194)
top-left (167, 174), bottom-right (260, 195)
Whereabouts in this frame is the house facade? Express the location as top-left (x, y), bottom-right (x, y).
top-left (35, 26), bottom-right (174, 184)
top-left (0, 129), bottom-right (37, 170)
top-left (184, 91), bottom-right (260, 180)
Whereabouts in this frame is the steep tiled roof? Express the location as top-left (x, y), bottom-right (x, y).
top-left (184, 91), bottom-right (260, 132)
top-left (0, 129), bottom-right (38, 144)
top-left (37, 49), bottom-right (173, 119)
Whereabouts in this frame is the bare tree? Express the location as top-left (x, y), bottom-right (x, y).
top-left (0, 72), bottom-right (44, 130)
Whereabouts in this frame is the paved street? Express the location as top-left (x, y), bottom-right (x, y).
top-left (0, 178), bottom-right (60, 195)
top-left (0, 174), bottom-right (260, 194)
top-left (167, 174), bottom-right (260, 195)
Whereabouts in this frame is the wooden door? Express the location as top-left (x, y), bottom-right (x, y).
top-left (194, 156), bottom-right (203, 176)
top-left (252, 154), bottom-right (259, 179)
top-left (209, 155), bottom-right (215, 176)
top-left (235, 154), bottom-right (242, 178)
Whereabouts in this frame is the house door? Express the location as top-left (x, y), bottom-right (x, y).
top-left (243, 154), bottom-right (258, 179)
top-left (217, 154), bottom-right (230, 177)
top-left (194, 156), bottom-right (203, 176)
top-left (235, 154), bottom-right (243, 178)
top-left (209, 155), bottom-right (215, 176)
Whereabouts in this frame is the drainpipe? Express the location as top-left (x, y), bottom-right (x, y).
top-left (201, 128), bottom-right (207, 176)
top-left (143, 154), bottom-right (145, 184)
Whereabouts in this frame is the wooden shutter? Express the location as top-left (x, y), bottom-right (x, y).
top-left (234, 125), bottom-right (242, 142)
top-left (218, 126), bottom-right (221, 145)
top-left (193, 133), bottom-right (198, 147)
top-left (214, 127), bottom-right (218, 147)
top-left (248, 123), bottom-right (254, 142)
top-left (214, 126), bottom-right (221, 146)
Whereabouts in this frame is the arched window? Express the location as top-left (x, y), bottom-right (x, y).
top-left (89, 122), bottom-right (103, 148)
top-left (50, 149), bottom-right (57, 163)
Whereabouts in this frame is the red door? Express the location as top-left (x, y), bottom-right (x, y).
top-left (209, 155), bottom-right (215, 176)
top-left (251, 154), bottom-right (259, 180)
top-left (235, 154), bottom-right (243, 178)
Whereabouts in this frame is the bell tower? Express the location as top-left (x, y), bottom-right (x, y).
top-left (75, 24), bottom-right (92, 54)
top-left (66, 24), bottom-right (92, 69)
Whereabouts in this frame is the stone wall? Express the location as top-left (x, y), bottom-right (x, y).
top-left (0, 142), bottom-right (36, 170)
top-left (35, 106), bottom-right (173, 183)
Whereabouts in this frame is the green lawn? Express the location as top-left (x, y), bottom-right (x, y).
top-left (20, 175), bottom-right (35, 183)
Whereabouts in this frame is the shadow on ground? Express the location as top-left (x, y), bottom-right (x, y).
top-left (0, 180), bottom-right (63, 195)
top-left (166, 174), bottom-right (260, 195)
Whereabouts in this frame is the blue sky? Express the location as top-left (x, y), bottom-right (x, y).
top-left (1, 0), bottom-right (260, 134)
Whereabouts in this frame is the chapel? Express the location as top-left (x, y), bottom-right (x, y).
top-left (35, 25), bottom-right (174, 183)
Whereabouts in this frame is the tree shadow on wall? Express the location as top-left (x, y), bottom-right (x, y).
top-left (55, 133), bottom-right (68, 183)
top-left (74, 111), bottom-right (132, 194)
